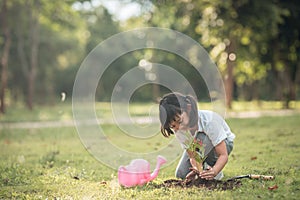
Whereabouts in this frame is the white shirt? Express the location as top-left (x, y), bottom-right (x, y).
top-left (197, 110), bottom-right (235, 147)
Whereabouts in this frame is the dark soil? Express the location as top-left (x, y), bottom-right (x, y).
top-left (157, 178), bottom-right (242, 190)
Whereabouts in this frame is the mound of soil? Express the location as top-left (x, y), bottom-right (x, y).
top-left (157, 178), bottom-right (242, 190)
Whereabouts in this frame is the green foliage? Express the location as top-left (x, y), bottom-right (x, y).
top-left (1, 0), bottom-right (299, 110)
top-left (78, 3), bottom-right (119, 54)
top-left (142, 0), bottom-right (299, 103)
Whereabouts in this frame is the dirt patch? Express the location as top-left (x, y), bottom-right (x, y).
top-left (157, 178), bottom-right (242, 190)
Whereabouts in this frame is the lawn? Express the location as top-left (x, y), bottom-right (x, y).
top-left (1, 100), bottom-right (299, 122)
top-left (0, 103), bottom-right (299, 199)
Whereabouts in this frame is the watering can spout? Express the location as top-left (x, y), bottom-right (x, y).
top-left (149, 155), bottom-right (167, 181)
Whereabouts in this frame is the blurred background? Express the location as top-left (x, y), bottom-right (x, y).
top-left (0, 0), bottom-right (299, 114)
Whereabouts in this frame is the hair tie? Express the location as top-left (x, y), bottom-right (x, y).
top-left (185, 96), bottom-right (190, 103)
top-left (160, 97), bottom-right (167, 105)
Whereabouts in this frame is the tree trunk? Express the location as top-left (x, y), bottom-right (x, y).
top-left (27, 17), bottom-right (39, 110)
top-left (0, 0), bottom-right (11, 114)
top-left (282, 62), bottom-right (298, 109)
top-left (16, 0), bottom-right (40, 110)
top-left (273, 40), bottom-right (283, 101)
top-left (224, 37), bottom-right (236, 109)
top-left (287, 62), bottom-right (298, 102)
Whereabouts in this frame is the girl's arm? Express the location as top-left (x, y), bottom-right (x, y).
top-left (200, 140), bottom-right (228, 180)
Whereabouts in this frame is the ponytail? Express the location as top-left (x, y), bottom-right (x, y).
top-left (185, 95), bottom-right (198, 129)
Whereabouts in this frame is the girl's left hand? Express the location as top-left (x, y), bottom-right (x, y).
top-left (200, 166), bottom-right (216, 180)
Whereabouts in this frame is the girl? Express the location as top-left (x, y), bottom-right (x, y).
top-left (159, 92), bottom-right (235, 180)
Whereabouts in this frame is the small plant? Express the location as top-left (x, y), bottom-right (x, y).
top-left (186, 138), bottom-right (207, 173)
top-left (175, 131), bottom-right (207, 173)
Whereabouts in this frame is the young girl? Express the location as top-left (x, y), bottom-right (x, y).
top-left (159, 92), bottom-right (235, 180)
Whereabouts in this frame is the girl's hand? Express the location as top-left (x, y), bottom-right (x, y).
top-left (200, 166), bottom-right (216, 180)
top-left (189, 157), bottom-right (198, 170)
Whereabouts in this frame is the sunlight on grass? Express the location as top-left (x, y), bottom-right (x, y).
top-left (1, 101), bottom-right (299, 123)
top-left (100, 124), bottom-right (167, 153)
top-left (0, 114), bottom-right (299, 199)
top-left (231, 100), bottom-right (300, 111)
top-left (0, 101), bottom-right (299, 199)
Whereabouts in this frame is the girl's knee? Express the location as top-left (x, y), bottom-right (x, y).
top-left (175, 169), bottom-right (187, 179)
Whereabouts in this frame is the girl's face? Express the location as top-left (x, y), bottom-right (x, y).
top-left (169, 111), bottom-right (190, 132)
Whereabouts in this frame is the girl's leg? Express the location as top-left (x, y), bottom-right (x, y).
top-left (175, 150), bottom-right (192, 179)
top-left (175, 132), bottom-right (215, 179)
top-left (175, 132), bottom-right (233, 179)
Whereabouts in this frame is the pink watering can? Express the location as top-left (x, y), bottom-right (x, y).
top-left (118, 155), bottom-right (167, 187)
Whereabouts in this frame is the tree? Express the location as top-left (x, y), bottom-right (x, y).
top-left (15, 0), bottom-right (41, 110)
top-left (272, 0), bottom-right (300, 108)
top-left (196, 0), bottom-right (285, 107)
top-left (0, 0), bottom-right (11, 113)
top-left (132, 0), bottom-right (284, 106)
top-left (5, 0), bottom-right (86, 109)
top-left (75, 2), bottom-right (124, 101)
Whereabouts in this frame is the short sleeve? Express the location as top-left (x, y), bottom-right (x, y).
top-left (198, 110), bottom-right (234, 147)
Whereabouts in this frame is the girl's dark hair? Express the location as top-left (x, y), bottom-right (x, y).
top-left (159, 92), bottom-right (198, 137)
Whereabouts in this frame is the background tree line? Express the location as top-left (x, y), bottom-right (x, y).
top-left (0, 0), bottom-right (299, 113)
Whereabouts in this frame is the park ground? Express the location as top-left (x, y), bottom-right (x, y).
top-left (0, 102), bottom-right (299, 199)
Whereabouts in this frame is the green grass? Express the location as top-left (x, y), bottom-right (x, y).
top-left (230, 100), bottom-right (300, 111)
top-left (1, 101), bottom-right (299, 122)
top-left (0, 106), bottom-right (300, 199)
